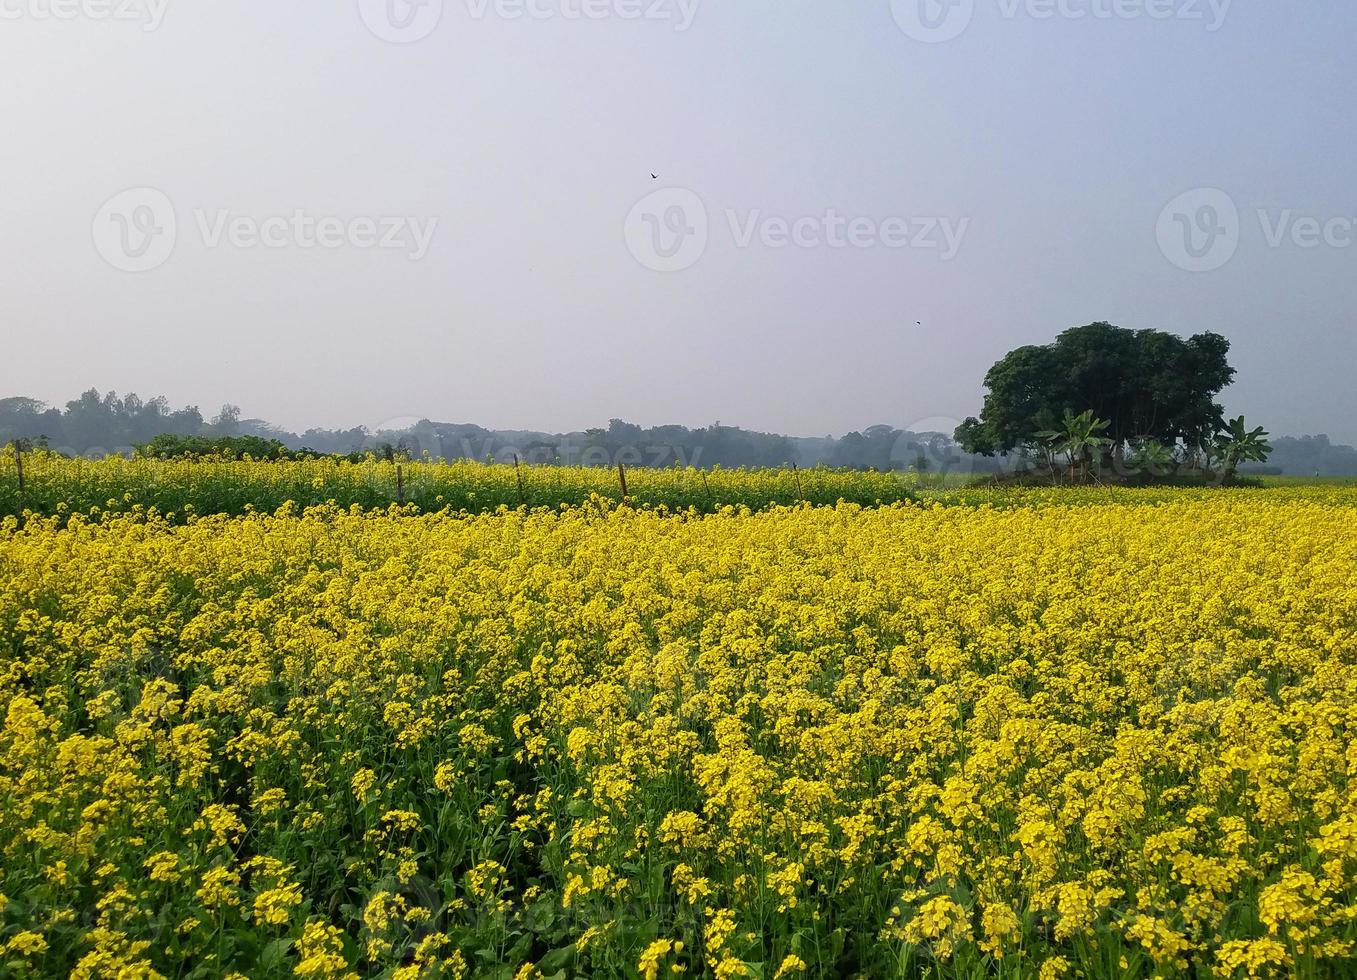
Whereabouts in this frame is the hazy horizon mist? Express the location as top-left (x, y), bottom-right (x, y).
top-left (2, 3), bottom-right (1354, 441)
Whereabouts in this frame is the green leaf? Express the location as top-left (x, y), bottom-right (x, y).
top-left (259, 937), bottom-right (293, 973)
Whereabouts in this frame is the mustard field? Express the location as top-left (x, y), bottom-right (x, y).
top-left (0, 451), bottom-right (912, 517)
top-left (2, 485), bottom-right (1356, 978)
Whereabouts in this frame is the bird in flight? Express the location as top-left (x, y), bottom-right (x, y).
top-left (651, 173), bottom-right (659, 179)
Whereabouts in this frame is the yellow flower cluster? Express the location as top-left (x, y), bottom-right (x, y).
top-left (0, 449), bottom-right (911, 517)
top-left (1, 491), bottom-right (1355, 977)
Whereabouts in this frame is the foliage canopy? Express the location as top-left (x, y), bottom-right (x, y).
top-left (955, 323), bottom-right (1235, 456)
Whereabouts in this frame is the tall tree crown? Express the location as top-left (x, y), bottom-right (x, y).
top-left (956, 323), bottom-right (1236, 455)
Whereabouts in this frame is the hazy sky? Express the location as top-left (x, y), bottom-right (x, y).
top-left (2, 1), bottom-right (1354, 440)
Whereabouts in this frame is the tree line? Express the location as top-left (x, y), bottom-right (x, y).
top-left (0, 393), bottom-right (989, 472)
top-left (4, 325), bottom-right (1354, 476)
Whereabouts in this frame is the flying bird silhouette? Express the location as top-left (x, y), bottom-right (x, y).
top-left (651, 173), bottom-right (659, 179)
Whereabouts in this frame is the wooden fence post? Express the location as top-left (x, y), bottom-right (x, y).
top-left (514, 454), bottom-right (525, 506)
top-left (618, 462), bottom-right (629, 504)
top-left (13, 440), bottom-right (24, 496)
top-left (396, 464), bottom-right (405, 505)
top-left (792, 462), bottom-right (804, 504)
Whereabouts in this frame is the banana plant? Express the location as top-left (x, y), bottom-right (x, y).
top-left (1129, 438), bottom-right (1176, 477)
top-left (1037, 409), bottom-right (1112, 482)
top-left (1212, 416), bottom-right (1272, 480)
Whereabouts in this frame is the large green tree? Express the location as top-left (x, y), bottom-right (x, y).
top-left (955, 323), bottom-right (1235, 455)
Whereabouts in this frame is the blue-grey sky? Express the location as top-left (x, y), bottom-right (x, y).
top-left (2, 1), bottom-right (1354, 440)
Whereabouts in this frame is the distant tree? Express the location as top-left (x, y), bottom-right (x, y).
top-left (956, 323), bottom-right (1235, 457)
top-left (1263, 435), bottom-right (1357, 477)
top-left (607, 419), bottom-right (644, 445)
top-left (62, 389), bottom-right (118, 450)
top-left (0, 398), bottom-right (51, 445)
top-left (211, 404), bottom-right (242, 436)
top-left (829, 425), bottom-right (905, 470)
